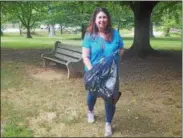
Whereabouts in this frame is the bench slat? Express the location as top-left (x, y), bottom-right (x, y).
top-left (56, 47), bottom-right (81, 59)
top-left (55, 53), bottom-right (79, 62)
top-left (58, 45), bottom-right (82, 53)
top-left (43, 55), bottom-right (67, 64)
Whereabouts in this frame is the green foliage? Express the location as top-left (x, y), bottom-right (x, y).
top-left (2, 1), bottom-right (134, 34)
top-left (1, 1), bottom-right (47, 37)
top-left (152, 1), bottom-right (182, 36)
top-left (107, 2), bottom-right (134, 30)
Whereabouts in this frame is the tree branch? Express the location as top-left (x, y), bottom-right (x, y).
top-left (127, 1), bottom-right (135, 12)
top-left (30, 20), bottom-right (36, 28)
top-left (16, 13), bottom-right (26, 27)
top-left (150, 1), bottom-right (159, 9)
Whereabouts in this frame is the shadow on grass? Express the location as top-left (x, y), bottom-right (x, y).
top-left (115, 111), bottom-right (165, 137)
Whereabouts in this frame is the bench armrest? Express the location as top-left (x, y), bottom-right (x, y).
top-left (41, 52), bottom-right (53, 58)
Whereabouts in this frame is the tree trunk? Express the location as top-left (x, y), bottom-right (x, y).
top-left (165, 28), bottom-right (170, 37)
top-left (26, 26), bottom-right (32, 38)
top-left (81, 23), bottom-right (85, 39)
top-left (18, 22), bottom-right (22, 36)
top-left (126, 2), bottom-right (158, 58)
top-left (1, 30), bottom-right (3, 36)
top-left (47, 24), bottom-right (50, 34)
top-left (60, 25), bottom-right (63, 34)
top-left (81, 1), bottom-right (85, 39)
top-left (149, 21), bottom-right (155, 38)
top-left (49, 24), bottom-right (56, 37)
top-left (129, 9), bottom-right (153, 57)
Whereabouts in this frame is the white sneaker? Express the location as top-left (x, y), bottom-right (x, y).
top-left (88, 111), bottom-right (95, 123)
top-left (105, 123), bottom-right (112, 137)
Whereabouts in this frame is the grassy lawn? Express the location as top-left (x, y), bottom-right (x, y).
top-left (1, 30), bottom-right (182, 51)
top-left (1, 30), bottom-right (182, 137)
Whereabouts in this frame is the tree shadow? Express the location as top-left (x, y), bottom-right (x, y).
top-left (113, 110), bottom-right (166, 137)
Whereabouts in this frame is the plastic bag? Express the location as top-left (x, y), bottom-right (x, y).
top-left (84, 51), bottom-right (119, 102)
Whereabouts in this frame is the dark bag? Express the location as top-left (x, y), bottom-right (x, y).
top-left (84, 50), bottom-right (120, 103)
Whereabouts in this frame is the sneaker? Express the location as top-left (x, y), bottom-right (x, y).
top-left (88, 111), bottom-right (95, 123)
top-left (105, 123), bottom-right (112, 137)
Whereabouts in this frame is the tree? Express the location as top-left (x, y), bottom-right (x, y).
top-left (2, 1), bottom-right (45, 38)
top-left (39, 1), bottom-right (91, 37)
top-left (66, 1), bottom-right (95, 39)
top-left (149, 21), bottom-right (155, 38)
top-left (152, 1), bottom-right (182, 37)
top-left (1, 2), bottom-right (12, 36)
top-left (124, 1), bottom-right (159, 58)
top-left (107, 2), bottom-right (134, 31)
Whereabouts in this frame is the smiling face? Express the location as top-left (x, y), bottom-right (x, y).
top-left (95, 11), bottom-right (108, 32)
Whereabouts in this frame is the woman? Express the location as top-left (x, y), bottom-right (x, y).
top-left (82, 7), bottom-right (124, 137)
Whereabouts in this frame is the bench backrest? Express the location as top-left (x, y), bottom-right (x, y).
top-left (54, 45), bottom-right (82, 62)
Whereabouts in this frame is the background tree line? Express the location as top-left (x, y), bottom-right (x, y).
top-left (1, 1), bottom-right (182, 57)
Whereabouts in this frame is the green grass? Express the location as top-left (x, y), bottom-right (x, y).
top-left (1, 30), bottom-right (182, 51)
top-left (1, 99), bottom-right (33, 137)
top-left (2, 121), bottom-right (33, 137)
top-left (1, 59), bottom-right (181, 137)
top-left (1, 32), bottom-right (82, 49)
top-left (1, 62), bottom-right (34, 137)
top-left (1, 30), bottom-right (182, 137)
top-left (150, 37), bottom-right (182, 51)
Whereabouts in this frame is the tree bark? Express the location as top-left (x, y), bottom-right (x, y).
top-left (47, 24), bottom-right (50, 34)
top-left (81, 1), bottom-right (84, 39)
top-left (1, 30), bottom-right (3, 36)
top-left (149, 21), bottom-right (155, 38)
top-left (81, 23), bottom-right (85, 39)
top-left (60, 25), bottom-right (63, 34)
top-left (49, 24), bottom-right (56, 37)
top-left (26, 26), bottom-right (32, 38)
top-left (165, 28), bottom-right (170, 37)
top-left (18, 22), bottom-right (22, 36)
top-left (125, 1), bottom-right (158, 58)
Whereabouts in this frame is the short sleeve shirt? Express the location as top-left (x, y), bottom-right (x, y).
top-left (82, 29), bottom-right (124, 71)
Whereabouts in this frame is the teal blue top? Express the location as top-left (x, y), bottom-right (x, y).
top-left (82, 29), bottom-right (124, 71)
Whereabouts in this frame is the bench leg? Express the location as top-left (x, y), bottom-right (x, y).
top-left (67, 65), bottom-right (80, 79)
top-left (67, 67), bottom-right (70, 79)
top-left (43, 59), bottom-right (49, 68)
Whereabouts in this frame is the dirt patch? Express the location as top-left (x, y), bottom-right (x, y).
top-left (1, 48), bottom-right (182, 137)
top-left (26, 66), bottom-right (67, 81)
top-left (32, 70), bottom-right (64, 81)
top-left (28, 68), bottom-right (67, 81)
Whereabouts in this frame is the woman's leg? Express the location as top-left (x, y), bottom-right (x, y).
top-left (104, 101), bottom-right (116, 136)
top-left (87, 91), bottom-right (97, 123)
top-left (87, 91), bottom-right (97, 111)
top-left (104, 101), bottom-right (116, 124)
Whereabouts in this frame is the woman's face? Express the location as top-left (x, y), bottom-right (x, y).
top-left (95, 11), bottom-right (108, 31)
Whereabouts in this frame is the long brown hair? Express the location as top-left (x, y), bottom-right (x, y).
top-left (86, 7), bottom-right (113, 42)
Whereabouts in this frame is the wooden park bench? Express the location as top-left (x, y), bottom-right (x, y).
top-left (41, 41), bottom-right (84, 78)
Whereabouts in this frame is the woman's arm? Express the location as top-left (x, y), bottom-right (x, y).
top-left (82, 47), bottom-right (93, 70)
